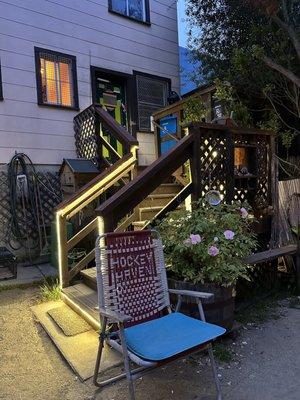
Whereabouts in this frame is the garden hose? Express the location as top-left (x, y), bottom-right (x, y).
top-left (7, 153), bottom-right (47, 253)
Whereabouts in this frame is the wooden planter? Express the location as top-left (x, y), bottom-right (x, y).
top-left (168, 278), bottom-right (235, 330)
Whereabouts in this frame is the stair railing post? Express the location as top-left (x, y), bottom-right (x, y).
top-left (57, 212), bottom-right (69, 288)
top-left (190, 125), bottom-right (202, 203)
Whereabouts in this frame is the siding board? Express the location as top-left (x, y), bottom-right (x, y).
top-left (0, 20), bottom-right (179, 78)
top-left (0, 0), bottom-right (179, 166)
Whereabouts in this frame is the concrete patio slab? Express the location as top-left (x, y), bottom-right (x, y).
top-left (0, 263), bottom-right (57, 288)
top-left (31, 300), bottom-right (122, 381)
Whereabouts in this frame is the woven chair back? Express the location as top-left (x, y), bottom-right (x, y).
top-left (95, 230), bottom-right (170, 327)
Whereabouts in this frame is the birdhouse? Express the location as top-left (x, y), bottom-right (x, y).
top-left (59, 159), bottom-right (99, 199)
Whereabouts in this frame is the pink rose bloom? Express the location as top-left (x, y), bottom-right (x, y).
top-left (208, 246), bottom-right (219, 256)
top-left (224, 230), bottom-right (235, 240)
top-left (184, 234), bottom-right (202, 245)
top-left (189, 234), bottom-right (202, 244)
top-left (240, 207), bottom-right (248, 219)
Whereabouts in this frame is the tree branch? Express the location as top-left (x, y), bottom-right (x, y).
top-left (272, 15), bottom-right (300, 60)
top-left (262, 55), bottom-right (300, 88)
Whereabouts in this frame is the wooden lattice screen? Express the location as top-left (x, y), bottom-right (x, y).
top-left (233, 133), bottom-right (271, 210)
top-left (192, 126), bottom-right (274, 212)
top-left (74, 106), bottom-right (99, 167)
top-left (197, 128), bottom-right (234, 202)
top-left (0, 171), bottom-right (61, 258)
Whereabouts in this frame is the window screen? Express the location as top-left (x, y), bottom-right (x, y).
top-left (35, 48), bottom-right (78, 109)
top-left (110, 0), bottom-right (149, 23)
top-left (136, 74), bottom-right (169, 131)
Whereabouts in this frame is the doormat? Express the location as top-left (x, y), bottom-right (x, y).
top-left (32, 300), bottom-right (122, 380)
top-left (48, 305), bottom-right (91, 336)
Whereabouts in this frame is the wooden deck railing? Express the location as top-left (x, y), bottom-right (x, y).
top-left (97, 134), bottom-right (195, 232)
top-left (57, 118), bottom-right (275, 289)
top-left (56, 106), bottom-right (138, 288)
top-left (74, 104), bottom-right (137, 169)
top-left (97, 123), bottom-right (275, 234)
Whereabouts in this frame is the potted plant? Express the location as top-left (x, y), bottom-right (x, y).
top-left (157, 201), bottom-right (257, 329)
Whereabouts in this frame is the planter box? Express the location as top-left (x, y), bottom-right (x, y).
top-left (168, 278), bottom-right (235, 330)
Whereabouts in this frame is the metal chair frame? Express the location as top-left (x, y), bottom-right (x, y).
top-left (93, 230), bottom-right (223, 400)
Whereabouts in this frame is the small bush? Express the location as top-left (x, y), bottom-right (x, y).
top-left (40, 278), bottom-right (61, 301)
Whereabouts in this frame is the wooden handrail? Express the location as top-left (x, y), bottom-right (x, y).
top-left (56, 150), bottom-right (137, 287)
top-left (93, 104), bottom-right (138, 147)
top-left (56, 152), bottom-right (134, 214)
top-left (97, 134), bottom-right (194, 229)
top-left (57, 105), bottom-right (139, 287)
top-left (152, 84), bottom-right (216, 121)
top-left (187, 122), bottom-right (275, 136)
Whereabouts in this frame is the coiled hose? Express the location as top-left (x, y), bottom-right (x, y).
top-left (7, 153), bottom-right (47, 253)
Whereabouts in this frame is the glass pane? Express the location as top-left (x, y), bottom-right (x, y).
top-left (43, 59), bottom-right (57, 104)
top-left (128, 0), bottom-right (144, 20)
top-left (111, 0), bottom-right (127, 15)
top-left (59, 62), bottom-right (72, 106)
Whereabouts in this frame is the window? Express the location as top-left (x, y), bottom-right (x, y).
top-left (135, 73), bottom-right (170, 131)
top-left (34, 48), bottom-right (79, 109)
top-left (0, 62), bottom-right (3, 101)
top-left (109, 0), bottom-right (150, 24)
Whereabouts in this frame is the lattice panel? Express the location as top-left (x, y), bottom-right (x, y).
top-left (0, 171), bottom-right (62, 258)
top-left (74, 107), bottom-right (99, 167)
top-left (234, 134), bottom-right (271, 209)
top-left (198, 130), bottom-right (233, 201)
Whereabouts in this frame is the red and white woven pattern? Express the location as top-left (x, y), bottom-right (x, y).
top-left (96, 230), bottom-right (170, 327)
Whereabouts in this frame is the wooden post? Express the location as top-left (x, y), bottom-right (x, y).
top-left (190, 125), bottom-right (201, 203)
top-left (102, 214), bottom-right (117, 234)
top-left (225, 129), bottom-right (235, 203)
top-left (58, 215), bottom-right (69, 288)
top-left (269, 134), bottom-right (278, 248)
top-left (153, 117), bottom-right (160, 158)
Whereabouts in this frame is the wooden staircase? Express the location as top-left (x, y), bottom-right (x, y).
top-left (55, 104), bottom-right (276, 330)
top-left (132, 182), bottom-right (183, 230)
top-left (61, 179), bottom-right (183, 330)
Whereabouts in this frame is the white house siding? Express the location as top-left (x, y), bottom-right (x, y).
top-left (0, 0), bottom-right (179, 167)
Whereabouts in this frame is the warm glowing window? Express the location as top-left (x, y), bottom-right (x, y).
top-left (35, 48), bottom-right (79, 109)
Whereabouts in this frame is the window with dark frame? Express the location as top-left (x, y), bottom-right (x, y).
top-left (109, 0), bottom-right (150, 24)
top-left (0, 62), bottom-right (3, 101)
top-left (135, 73), bottom-right (170, 132)
top-left (34, 48), bottom-right (79, 109)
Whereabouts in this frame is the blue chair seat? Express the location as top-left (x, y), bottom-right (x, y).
top-left (124, 312), bottom-right (226, 362)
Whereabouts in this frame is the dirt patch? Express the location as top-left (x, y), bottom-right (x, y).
top-left (0, 288), bottom-right (299, 400)
top-left (0, 288), bottom-right (91, 400)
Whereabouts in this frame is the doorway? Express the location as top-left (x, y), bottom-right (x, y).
top-left (91, 67), bottom-right (132, 162)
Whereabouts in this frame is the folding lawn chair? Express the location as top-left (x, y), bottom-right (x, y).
top-left (93, 230), bottom-right (226, 400)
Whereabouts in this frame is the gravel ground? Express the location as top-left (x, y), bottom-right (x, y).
top-left (0, 287), bottom-right (299, 400)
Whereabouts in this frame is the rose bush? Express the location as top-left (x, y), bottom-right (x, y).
top-left (157, 201), bottom-right (257, 287)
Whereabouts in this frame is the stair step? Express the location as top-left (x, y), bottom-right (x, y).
top-left (140, 193), bottom-right (174, 208)
top-left (152, 183), bottom-right (182, 195)
top-left (62, 282), bottom-right (99, 330)
top-left (132, 221), bottom-right (148, 231)
top-left (139, 206), bottom-right (163, 221)
top-left (81, 267), bottom-right (97, 290)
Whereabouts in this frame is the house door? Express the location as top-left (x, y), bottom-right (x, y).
top-left (94, 72), bottom-right (128, 161)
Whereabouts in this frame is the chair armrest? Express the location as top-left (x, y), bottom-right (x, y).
top-left (96, 306), bottom-right (132, 323)
top-left (168, 289), bottom-right (214, 300)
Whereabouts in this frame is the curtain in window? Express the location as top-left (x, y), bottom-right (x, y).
top-left (40, 53), bottom-right (73, 107)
